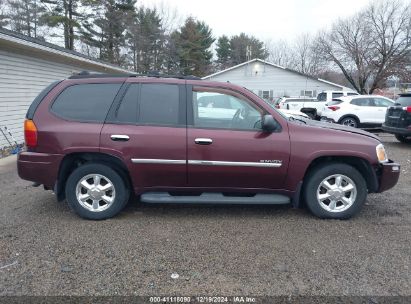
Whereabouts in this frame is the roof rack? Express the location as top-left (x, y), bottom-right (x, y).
top-left (68, 70), bottom-right (202, 80)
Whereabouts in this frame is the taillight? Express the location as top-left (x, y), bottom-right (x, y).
top-left (328, 106), bottom-right (340, 111)
top-left (275, 104), bottom-right (280, 109)
top-left (24, 119), bottom-right (37, 148)
top-left (403, 106), bottom-right (411, 113)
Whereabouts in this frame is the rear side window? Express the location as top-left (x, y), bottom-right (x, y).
top-left (51, 83), bottom-right (121, 122)
top-left (27, 80), bottom-right (62, 119)
top-left (351, 98), bottom-right (373, 106)
top-left (347, 92), bottom-right (359, 96)
top-left (396, 95), bottom-right (411, 106)
top-left (139, 84), bottom-right (180, 125)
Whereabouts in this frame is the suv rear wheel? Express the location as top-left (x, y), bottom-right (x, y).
top-left (65, 163), bottom-right (130, 220)
top-left (303, 163), bottom-right (367, 219)
top-left (395, 134), bottom-right (411, 144)
top-left (339, 116), bottom-right (359, 128)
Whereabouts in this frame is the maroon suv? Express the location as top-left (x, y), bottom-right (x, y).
top-left (17, 74), bottom-right (400, 220)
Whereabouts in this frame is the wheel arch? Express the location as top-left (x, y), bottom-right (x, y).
top-left (55, 152), bottom-right (132, 201)
top-left (338, 114), bottom-right (360, 124)
top-left (294, 155), bottom-right (378, 208)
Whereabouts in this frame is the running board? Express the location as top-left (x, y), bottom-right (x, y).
top-left (140, 192), bottom-right (290, 205)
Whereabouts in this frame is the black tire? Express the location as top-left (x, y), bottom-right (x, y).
top-left (339, 116), bottom-right (359, 128)
top-left (395, 134), bottom-right (411, 144)
top-left (303, 163), bottom-right (367, 219)
top-left (65, 163), bottom-right (130, 220)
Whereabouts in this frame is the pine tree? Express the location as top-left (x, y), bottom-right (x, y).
top-left (40, 0), bottom-right (83, 50)
top-left (175, 17), bottom-right (214, 77)
top-left (7, 0), bottom-right (45, 38)
top-left (127, 7), bottom-right (165, 73)
top-left (215, 35), bottom-right (231, 68)
top-left (81, 0), bottom-right (136, 65)
top-left (230, 33), bottom-right (268, 65)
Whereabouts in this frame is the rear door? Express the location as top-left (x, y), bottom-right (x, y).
top-left (350, 98), bottom-right (376, 123)
top-left (100, 81), bottom-right (187, 192)
top-left (186, 86), bottom-right (290, 190)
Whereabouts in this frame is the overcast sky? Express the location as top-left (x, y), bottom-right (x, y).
top-left (139, 0), bottom-right (372, 42)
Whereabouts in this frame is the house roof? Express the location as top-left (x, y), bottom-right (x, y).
top-left (203, 58), bottom-right (348, 90)
top-left (0, 28), bottom-right (130, 74)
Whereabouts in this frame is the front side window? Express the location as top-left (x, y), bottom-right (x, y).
top-left (193, 88), bottom-right (263, 130)
top-left (51, 83), bottom-right (121, 122)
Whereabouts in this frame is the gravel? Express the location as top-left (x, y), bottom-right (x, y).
top-left (0, 134), bottom-right (410, 296)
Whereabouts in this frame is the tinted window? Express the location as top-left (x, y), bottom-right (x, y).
top-left (347, 92), bottom-right (359, 96)
top-left (116, 84), bottom-right (138, 123)
top-left (317, 92), bottom-right (327, 101)
top-left (351, 98), bottom-right (373, 106)
top-left (332, 92), bottom-right (344, 99)
top-left (139, 84), bottom-right (180, 125)
top-left (51, 83), bottom-right (121, 122)
top-left (193, 90), bottom-right (262, 130)
top-left (396, 95), bottom-right (411, 106)
top-left (373, 98), bottom-right (393, 107)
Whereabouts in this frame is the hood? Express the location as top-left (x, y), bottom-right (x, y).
top-left (301, 119), bottom-right (380, 140)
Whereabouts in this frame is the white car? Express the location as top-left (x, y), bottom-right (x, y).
top-left (276, 97), bottom-right (320, 118)
top-left (321, 95), bottom-right (395, 128)
top-left (317, 90), bottom-right (359, 103)
top-left (278, 109), bottom-right (310, 119)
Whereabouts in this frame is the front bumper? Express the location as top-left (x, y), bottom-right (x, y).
top-left (17, 152), bottom-right (63, 188)
top-left (320, 116), bottom-right (336, 123)
top-left (382, 124), bottom-right (411, 136)
top-left (377, 160), bottom-right (401, 193)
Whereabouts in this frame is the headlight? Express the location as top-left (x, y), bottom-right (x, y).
top-left (376, 144), bottom-right (388, 163)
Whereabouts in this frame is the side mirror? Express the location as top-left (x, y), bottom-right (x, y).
top-left (262, 114), bottom-right (279, 133)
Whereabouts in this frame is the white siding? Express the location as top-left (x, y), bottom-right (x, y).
top-left (0, 50), bottom-right (109, 149)
top-left (206, 61), bottom-right (343, 98)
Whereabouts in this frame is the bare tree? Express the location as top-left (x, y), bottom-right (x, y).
top-left (293, 33), bottom-right (325, 76)
top-left (265, 39), bottom-right (296, 68)
top-left (316, 0), bottom-right (411, 93)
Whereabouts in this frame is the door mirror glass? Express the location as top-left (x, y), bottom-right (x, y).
top-left (262, 115), bottom-right (279, 133)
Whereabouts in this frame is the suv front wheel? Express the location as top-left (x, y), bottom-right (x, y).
top-left (65, 163), bottom-right (130, 220)
top-left (303, 163), bottom-right (367, 219)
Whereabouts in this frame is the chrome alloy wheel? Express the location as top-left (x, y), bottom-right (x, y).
top-left (316, 174), bottom-right (357, 213)
top-left (75, 174), bottom-right (116, 212)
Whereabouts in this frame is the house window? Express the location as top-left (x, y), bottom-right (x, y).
top-left (262, 91), bottom-right (270, 99)
top-left (300, 90), bottom-right (316, 97)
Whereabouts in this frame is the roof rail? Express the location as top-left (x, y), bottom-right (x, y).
top-left (69, 70), bottom-right (202, 80)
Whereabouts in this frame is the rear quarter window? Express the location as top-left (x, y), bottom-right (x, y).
top-left (396, 95), bottom-right (411, 107)
top-left (51, 83), bottom-right (121, 122)
top-left (327, 99), bottom-right (344, 106)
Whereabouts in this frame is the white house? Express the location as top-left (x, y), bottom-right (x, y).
top-left (203, 58), bottom-right (352, 100)
top-left (0, 28), bottom-right (130, 152)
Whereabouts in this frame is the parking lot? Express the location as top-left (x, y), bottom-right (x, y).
top-left (0, 133), bottom-right (410, 297)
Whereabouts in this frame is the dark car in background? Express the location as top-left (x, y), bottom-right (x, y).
top-left (382, 93), bottom-right (411, 143)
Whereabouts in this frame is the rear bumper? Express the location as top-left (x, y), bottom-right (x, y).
top-left (17, 152), bottom-right (63, 188)
top-left (382, 124), bottom-right (411, 136)
top-left (377, 160), bottom-right (400, 193)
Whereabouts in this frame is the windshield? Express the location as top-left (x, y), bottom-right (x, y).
top-left (396, 95), bottom-right (411, 106)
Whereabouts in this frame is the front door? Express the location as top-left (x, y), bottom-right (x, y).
top-left (187, 86), bottom-right (290, 190)
top-left (100, 82), bottom-right (187, 192)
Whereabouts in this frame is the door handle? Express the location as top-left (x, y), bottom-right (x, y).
top-left (111, 135), bottom-right (130, 141)
top-left (195, 138), bottom-right (213, 145)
